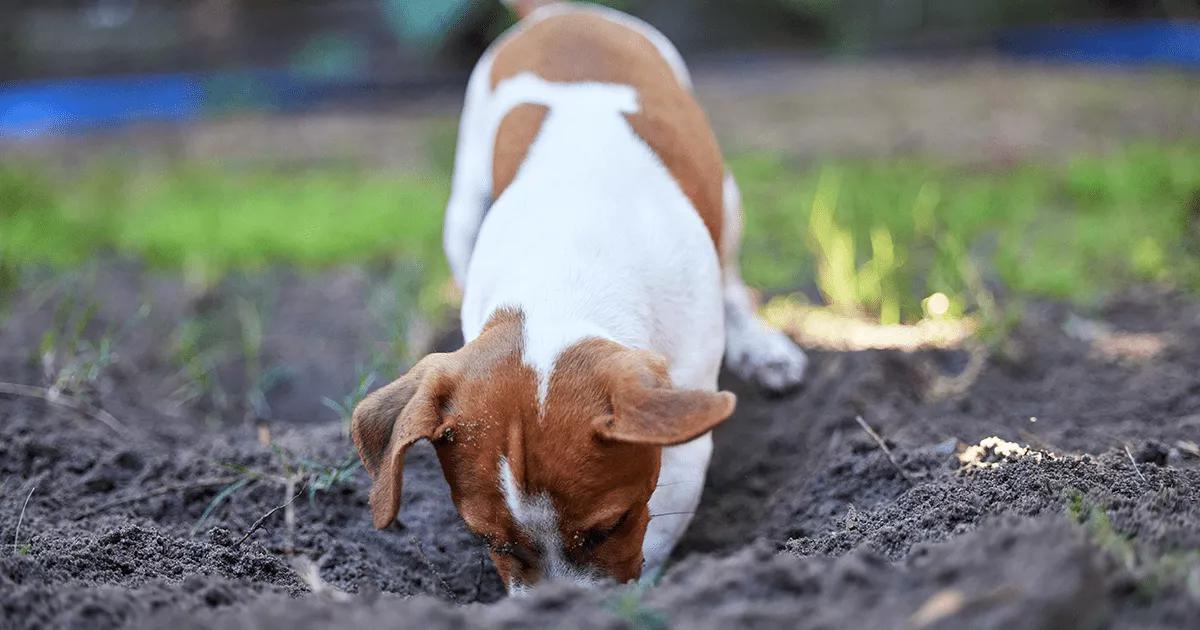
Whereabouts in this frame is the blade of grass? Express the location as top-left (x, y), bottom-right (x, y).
top-left (12, 484), bottom-right (36, 555)
top-left (192, 477), bottom-right (253, 535)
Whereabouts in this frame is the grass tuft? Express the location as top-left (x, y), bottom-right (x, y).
top-left (194, 446), bottom-right (362, 536)
top-left (607, 584), bottom-right (667, 630)
top-left (322, 368), bottom-right (377, 429)
top-left (1065, 489), bottom-right (1200, 598)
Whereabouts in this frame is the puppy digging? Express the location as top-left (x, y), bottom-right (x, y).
top-left (1, 269), bottom-right (1198, 629)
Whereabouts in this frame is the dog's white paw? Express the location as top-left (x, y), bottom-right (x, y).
top-left (725, 324), bottom-right (808, 393)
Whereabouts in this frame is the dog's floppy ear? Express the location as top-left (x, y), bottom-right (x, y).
top-left (592, 349), bottom-right (736, 446)
top-left (351, 353), bottom-right (458, 529)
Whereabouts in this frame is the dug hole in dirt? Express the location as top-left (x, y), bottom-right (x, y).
top-left (1, 263), bottom-right (1198, 629)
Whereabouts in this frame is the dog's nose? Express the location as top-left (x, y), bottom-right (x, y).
top-left (506, 579), bottom-right (534, 596)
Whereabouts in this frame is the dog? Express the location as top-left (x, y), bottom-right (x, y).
top-left (351, 0), bottom-right (808, 592)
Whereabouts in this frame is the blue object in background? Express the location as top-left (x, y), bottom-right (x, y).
top-left (3, 19), bottom-right (1198, 139)
top-left (0, 74), bottom-right (204, 138)
top-left (998, 21), bottom-right (1200, 69)
top-left (382, 0), bottom-right (475, 46)
top-left (0, 70), bottom-right (340, 138)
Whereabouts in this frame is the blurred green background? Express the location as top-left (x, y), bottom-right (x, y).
top-left (3, 0), bottom-right (1200, 333)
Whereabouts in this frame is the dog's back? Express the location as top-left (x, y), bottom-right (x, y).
top-left (488, 6), bottom-right (726, 247)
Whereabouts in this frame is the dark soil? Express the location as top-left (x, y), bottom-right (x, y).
top-left (1, 263), bottom-right (1198, 629)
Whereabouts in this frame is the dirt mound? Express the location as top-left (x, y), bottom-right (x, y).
top-left (1, 266), bottom-right (1198, 629)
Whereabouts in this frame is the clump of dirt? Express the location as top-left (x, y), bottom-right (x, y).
top-left (1, 265), bottom-right (1198, 629)
top-left (956, 436), bottom-right (1040, 468)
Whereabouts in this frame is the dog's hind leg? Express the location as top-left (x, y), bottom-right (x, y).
top-left (443, 54), bottom-right (497, 289)
top-left (719, 172), bottom-right (808, 392)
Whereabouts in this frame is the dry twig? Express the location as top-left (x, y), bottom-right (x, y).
top-left (73, 477), bottom-right (238, 520)
top-left (0, 381), bottom-right (130, 438)
top-left (234, 480), bottom-right (306, 548)
top-left (854, 415), bottom-right (915, 484)
top-left (909, 584), bottom-right (1021, 628)
top-left (283, 477), bottom-right (298, 555)
top-left (649, 511), bottom-right (696, 519)
top-left (12, 485), bottom-right (36, 554)
top-left (1124, 444), bottom-right (1149, 485)
top-left (290, 555), bottom-right (352, 602)
top-left (411, 536), bottom-right (458, 603)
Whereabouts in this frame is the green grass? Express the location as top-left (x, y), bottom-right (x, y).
top-left (0, 163), bottom-right (449, 285)
top-left (734, 142), bottom-right (1200, 322)
top-left (1065, 489), bottom-right (1200, 598)
top-left (607, 583), bottom-right (667, 630)
top-left (3, 142), bottom-right (1199, 324)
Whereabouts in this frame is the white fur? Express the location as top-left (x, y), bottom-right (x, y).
top-left (499, 457), bottom-right (598, 589)
top-left (442, 46), bottom-right (497, 287)
top-left (444, 4), bottom-right (805, 586)
top-left (459, 68), bottom-right (725, 388)
top-left (641, 433), bottom-right (712, 578)
top-left (719, 173), bottom-right (809, 391)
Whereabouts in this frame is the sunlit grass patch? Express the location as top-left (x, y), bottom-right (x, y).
top-left (762, 297), bottom-right (978, 351)
top-left (0, 162), bottom-right (449, 286)
top-left (733, 143), bottom-right (1200, 324)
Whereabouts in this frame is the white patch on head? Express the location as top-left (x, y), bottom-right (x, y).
top-left (522, 320), bottom-right (613, 404)
top-left (498, 457), bottom-right (600, 590)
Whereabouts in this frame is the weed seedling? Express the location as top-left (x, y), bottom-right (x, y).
top-left (10, 484), bottom-right (36, 557)
top-left (607, 584), bottom-right (666, 630)
top-left (322, 366), bottom-right (377, 429)
top-left (192, 477), bottom-right (254, 536)
top-left (193, 445), bottom-right (363, 538)
top-left (298, 455), bottom-right (363, 508)
top-left (1065, 489), bottom-right (1200, 597)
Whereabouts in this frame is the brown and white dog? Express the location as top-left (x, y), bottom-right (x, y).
top-left (352, 0), bottom-right (807, 592)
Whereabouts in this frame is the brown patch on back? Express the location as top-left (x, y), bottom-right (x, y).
top-left (488, 11), bottom-right (725, 248)
top-left (493, 103), bottom-right (550, 197)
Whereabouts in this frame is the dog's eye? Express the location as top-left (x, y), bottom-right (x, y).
top-left (609, 510), bottom-right (632, 532)
top-left (581, 510), bottom-right (631, 550)
top-left (490, 540), bottom-right (537, 569)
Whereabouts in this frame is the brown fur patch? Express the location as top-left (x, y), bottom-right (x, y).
top-left (434, 331), bottom-right (660, 585)
top-left (493, 103), bottom-right (550, 198)
top-left (530, 338), bottom-right (659, 581)
top-left (351, 308), bottom-right (534, 530)
top-left (488, 10), bottom-right (725, 247)
top-left (355, 303), bottom-right (736, 585)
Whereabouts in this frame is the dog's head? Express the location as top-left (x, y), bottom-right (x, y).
top-left (351, 309), bottom-right (735, 590)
